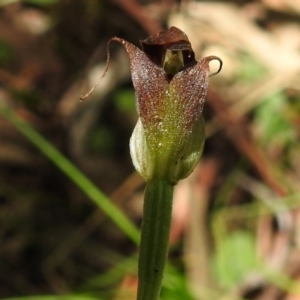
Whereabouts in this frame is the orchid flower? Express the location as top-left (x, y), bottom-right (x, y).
top-left (81, 27), bottom-right (222, 300)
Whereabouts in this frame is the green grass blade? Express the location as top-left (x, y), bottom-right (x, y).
top-left (0, 102), bottom-right (139, 244)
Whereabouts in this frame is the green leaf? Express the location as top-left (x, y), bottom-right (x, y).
top-left (213, 231), bottom-right (257, 289)
top-left (255, 92), bottom-right (296, 146)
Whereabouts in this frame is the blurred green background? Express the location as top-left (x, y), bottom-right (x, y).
top-left (0, 0), bottom-right (300, 299)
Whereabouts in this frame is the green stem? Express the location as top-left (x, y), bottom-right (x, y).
top-left (137, 180), bottom-right (174, 300)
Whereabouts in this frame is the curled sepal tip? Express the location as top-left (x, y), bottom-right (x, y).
top-left (206, 56), bottom-right (223, 77)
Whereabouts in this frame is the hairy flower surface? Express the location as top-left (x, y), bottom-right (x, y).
top-left (83, 27), bottom-right (222, 184)
top-left (126, 27), bottom-right (222, 184)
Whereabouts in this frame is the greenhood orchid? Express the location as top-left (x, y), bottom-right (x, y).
top-left (81, 27), bottom-right (222, 300)
top-left (124, 27), bottom-right (222, 184)
top-left (82, 27), bottom-right (222, 184)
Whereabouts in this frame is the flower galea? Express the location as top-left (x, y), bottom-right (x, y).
top-left (128, 27), bottom-right (222, 184)
top-left (83, 27), bottom-right (222, 184)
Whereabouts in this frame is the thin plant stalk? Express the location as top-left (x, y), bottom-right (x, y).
top-left (137, 180), bottom-right (174, 300)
